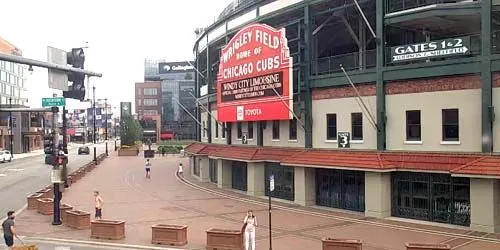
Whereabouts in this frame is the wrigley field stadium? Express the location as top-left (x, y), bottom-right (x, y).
top-left (185, 0), bottom-right (500, 234)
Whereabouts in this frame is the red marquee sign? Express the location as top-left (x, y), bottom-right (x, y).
top-left (217, 23), bottom-right (293, 122)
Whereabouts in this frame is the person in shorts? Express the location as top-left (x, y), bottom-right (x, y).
top-left (2, 211), bottom-right (16, 249)
top-left (94, 191), bottom-right (103, 220)
top-left (177, 163), bottom-right (183, 178)
top-left (145, 159), bottom-right (152, 179)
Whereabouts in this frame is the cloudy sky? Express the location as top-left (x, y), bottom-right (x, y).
top-left (0, 0), bottom-right (230, 113)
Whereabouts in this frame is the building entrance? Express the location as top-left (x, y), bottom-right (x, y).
top-left (391, 172), bottom-right (470, 226)
top-left (316, 169), bottom-right (365, 212)
top-left (209, 159), bottom-right (218, 184)
top-left (231, 161), bottom-right (247, 191)
top-left (264, 163), bottom-right (294, 201)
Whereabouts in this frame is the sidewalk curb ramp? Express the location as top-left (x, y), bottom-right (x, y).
top-left (20, 237), bottom-right (185, 250)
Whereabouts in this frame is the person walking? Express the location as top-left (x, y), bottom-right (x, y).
top-left (94, 191), bottom-right (104, 220)
top-left (2, 211), bottom-right (16, 250)
top-left (177, 163), bottom-right (183, 178)
top-left (243, 210), bottom-right (257, 250)
top-left (145, 159), bottom-right (152, 179)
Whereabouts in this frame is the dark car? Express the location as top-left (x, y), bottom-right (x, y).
top-left (78, 146), bottom-right (90, 155)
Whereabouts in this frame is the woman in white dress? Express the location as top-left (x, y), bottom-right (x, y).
top-left (243, 210), bottom-right (257, 250)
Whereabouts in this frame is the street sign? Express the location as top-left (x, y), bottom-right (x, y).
top-left (337, 132), bottom-right (351, 148)
top-left (47, 46), bottom-right (69, 91)
top-left (269, 175), bottom-right (275, 192)
top-left (42, 97), bottom-right (66, 107)
top-left (390, 36), bottom-right (471, 63)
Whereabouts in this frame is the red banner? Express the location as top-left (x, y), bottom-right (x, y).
top-left (217, 23), bottom-right (293, 122)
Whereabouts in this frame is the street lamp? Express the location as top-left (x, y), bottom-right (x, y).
top-left (8, 97), bottom-right (13, 157)
top-left (97, 98), bottom-right (108, 156)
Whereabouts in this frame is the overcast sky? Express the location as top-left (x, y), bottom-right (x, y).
top-left (0, 0), bottom-right (230, 113)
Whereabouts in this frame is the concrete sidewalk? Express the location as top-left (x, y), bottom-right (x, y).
top-left (13, 153), bottom-right (500, 250)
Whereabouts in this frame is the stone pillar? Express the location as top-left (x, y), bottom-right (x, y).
top-left (217, 159), bottom-right (232, 188)
top-left (247, 162), bottom-right (265, 196)
top-left (189, 156), bottom-right (194, 176)
top-left (470, 178), bottom-right (500, 233)
top-left (294, 167), bottom-right (316, 206)
top-left (365, 172), bottom-right (391, 218)
top-left (198, 156), bottom-right (210, 182)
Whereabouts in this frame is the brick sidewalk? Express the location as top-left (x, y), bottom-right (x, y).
top-left (14, 153), bottom-right (500, 250)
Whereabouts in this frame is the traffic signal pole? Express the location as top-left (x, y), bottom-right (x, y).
top-left (52, 108), bottom-right (62, 225)
top-left (62, 106), bottom-right (68, 188)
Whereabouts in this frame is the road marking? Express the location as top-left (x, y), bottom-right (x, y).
top-left (0, 173), bottom-right (6, 177)
top-left (7, 168), bottom-right (24, 171)
top-left (55, 247), bottom-right (71, 250)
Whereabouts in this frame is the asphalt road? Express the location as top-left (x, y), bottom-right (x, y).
top-left (0, 143), bottom-right (108, 219)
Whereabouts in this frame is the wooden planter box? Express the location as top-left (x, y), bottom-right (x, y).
top-left (37, 188), bottom-right (53, 199)
top-left (118, 148), bottom-right (138, 156)
top-left (152, 224), bottom-right (187, 246)
top-left (322, 238), bottom-right (363, 250)
top-left (27, 193), bottom-right (44, 210)
top-left (37, 198), bottom-right (54, 215)
top-left (206, 228), bottom-right (243, 250)
top-left (60, 204), bottom-right (73, 223)
top-left (406, 243), bottom-right (451, 250)
top-left (91, 220), bottom-right (126, 240)
top-left (66, 210), bottom-right (91, 229)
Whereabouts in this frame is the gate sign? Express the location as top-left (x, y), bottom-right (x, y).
top-left (391, 36), bottom-right (470, 62)
top-left (217, 23), bottom-right (293, 122)
top-left (338, 132), bottom-right (350, 148)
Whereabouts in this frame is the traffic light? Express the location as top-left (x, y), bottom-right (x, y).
top-left (55, 155), bottom-right (67, 165)
top-left (63, 48), bottom-right (86, 101)
top-left (43, 133), bottom-right (55, 155)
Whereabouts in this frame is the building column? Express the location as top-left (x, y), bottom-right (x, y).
top-left (294, 167), bottom-right (316, 206)
top-left (198, 156), bottom-right (210, 182)
top-left (247, 162), bottom-right (265, 196)
top-left (481, 0), bottom-right (493, 153)
top-left (364, 172), bottom-right (391, 218)
top-left (217, 159), bottom-right (232, 188)
top-left (470, 178), bottom-right (500, 233)
top-left (189, 156), bottom-right (195, 176)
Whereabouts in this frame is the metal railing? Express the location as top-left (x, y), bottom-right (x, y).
top-left (312, 50), bottom-right (377, 75)
top-left (385, 0), bottom-right (472, 14)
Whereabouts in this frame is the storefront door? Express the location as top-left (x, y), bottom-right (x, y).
top-left (231, 161), bottom-right (247, 191)
top-left (391, 172), bottom-right (470, 226)
top-left (316, 169), bottom-right (365, 212)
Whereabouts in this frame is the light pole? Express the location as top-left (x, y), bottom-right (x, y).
top-left (92, 84), bottom-right (96, 162)
top-left (8, 97), bottom-right (13, 157)
top-left (98, 98), bottom-right (108, 156)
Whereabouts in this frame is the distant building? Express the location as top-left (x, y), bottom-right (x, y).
top-left (0, 36), bottom-right (41, 153)
top-left (135, 81), bottom-right (162, 142)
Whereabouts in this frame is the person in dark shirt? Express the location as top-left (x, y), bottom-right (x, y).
top-left (2, 211), bottom-right (16, 249)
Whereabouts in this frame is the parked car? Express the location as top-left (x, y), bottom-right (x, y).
top-left (78, 146), bottom-right (90, 155)
top-left (0, 150), bottom-right (12, 163)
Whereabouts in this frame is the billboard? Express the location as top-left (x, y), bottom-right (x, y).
top-left (159, 61), bottom-right (195, 74)
top-left (216, 23), bottom-right (293, 122)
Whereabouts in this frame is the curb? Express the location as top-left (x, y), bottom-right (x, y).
top-left (20, 237), bottom-right (185, 250)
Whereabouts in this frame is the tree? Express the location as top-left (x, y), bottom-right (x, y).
top-left (120, 115), bottom-right (143, 146)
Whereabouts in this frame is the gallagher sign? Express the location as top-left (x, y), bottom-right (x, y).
top-left (217, 23), bottom-right (293, 122)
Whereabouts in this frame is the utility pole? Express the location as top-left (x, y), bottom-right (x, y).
top-left (51, 107), bottom-right (62, 225)
top-left (92, 84), bottom-right (97, 162)
top-left (104, 98), bottom-right (108, 156)
top-left (8, 97), bottom-right (13, 157)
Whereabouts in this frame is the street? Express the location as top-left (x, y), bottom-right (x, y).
top-left (0, 143), bottom-right (109, 219)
